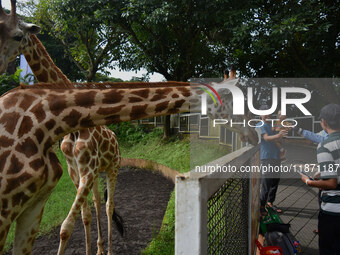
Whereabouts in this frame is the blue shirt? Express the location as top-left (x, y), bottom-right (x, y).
top-left (302, 129), bottom-right (328, 144)
top-left (257, 122), bottom-right (280, 160)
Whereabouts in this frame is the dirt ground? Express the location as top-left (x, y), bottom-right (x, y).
top-left (6, 167), bottom-right (174, 255)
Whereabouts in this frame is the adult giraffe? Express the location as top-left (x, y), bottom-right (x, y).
top-left (0, 1), bottom-right (123, 254)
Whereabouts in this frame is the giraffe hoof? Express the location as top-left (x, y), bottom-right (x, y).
top-left (96, 248), bottom-right (105, 255)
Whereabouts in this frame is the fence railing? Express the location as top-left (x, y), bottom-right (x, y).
top-left (175, 145), bottom-right (261, 255)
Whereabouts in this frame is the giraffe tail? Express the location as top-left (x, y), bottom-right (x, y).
top-left (104, 188), bottom-right (125, 237)
top-left (113, 209), bottom-right (125, 237)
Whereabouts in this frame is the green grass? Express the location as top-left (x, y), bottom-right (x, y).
top-left (120, 135), bottom-right (191, 173)
top-left (142, 191), bottom-right (176, 255)
top-left (190, 138), bottom-right (232, 169)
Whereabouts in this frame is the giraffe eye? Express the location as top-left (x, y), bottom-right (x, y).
top-left (13, 35), bottom-right (23, 42)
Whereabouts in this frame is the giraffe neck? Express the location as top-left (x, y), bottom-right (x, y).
top-left (1, 82), bottom-right (192, 146)
top-left (21, 34), bottom-right (71, 87)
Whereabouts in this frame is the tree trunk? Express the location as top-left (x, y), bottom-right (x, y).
top-left (87, 72), bottom-right (95, 82)
top-left (163, 115), bottom-right (171, 139)
top-left (162, 76), bottom-right (187, 139)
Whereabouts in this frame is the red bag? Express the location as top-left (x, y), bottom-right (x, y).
top-left (256, 240), bottom-right (283, 255)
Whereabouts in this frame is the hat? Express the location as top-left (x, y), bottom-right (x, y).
top-left (319, 104), bottom-right (340, 129)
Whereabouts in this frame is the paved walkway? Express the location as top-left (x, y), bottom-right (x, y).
top-left (275, 141), bottom-right (319, 254)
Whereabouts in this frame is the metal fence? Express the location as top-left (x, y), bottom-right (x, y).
top-left (175, 145), bottom-right (261, 255)
top-left (207, 177), bottom-right (249, 254)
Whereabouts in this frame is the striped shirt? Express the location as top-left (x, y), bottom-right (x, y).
top-left (317, 132), bottom-right (340, 215)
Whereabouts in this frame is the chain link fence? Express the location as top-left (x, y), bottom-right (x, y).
top-left (176, 145), bottom-right (260, 255)
top-left (207, 177), bottom-right (249, 254)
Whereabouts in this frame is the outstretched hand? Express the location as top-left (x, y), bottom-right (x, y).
top-left (279, 130), bottom-right (288, 138)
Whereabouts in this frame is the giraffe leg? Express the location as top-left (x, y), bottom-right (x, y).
top-left (12, 152), bottom-right (62, 255)
top-left (92, 178), bottom-right (105, 255)
top-left (12, 193), bottom-right (49, 255)
top-left (81, 198), bottom-right (93, 255)
top-left (106, 166), bottom-right (118, 255)
top-left (57, 174), bottom-right (94, 255)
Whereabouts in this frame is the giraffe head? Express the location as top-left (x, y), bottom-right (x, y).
top-left (0, 0), bottom-right (40, 73)
top-left (205, 79), bottom-right (259, 145)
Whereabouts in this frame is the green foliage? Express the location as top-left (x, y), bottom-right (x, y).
top-left (108, 122), bottom-right (163, 146)
top-left (211, 0), bottom-right (339, 79)
top-left (0, 69), bottom-right (21, 96)
top-left (37, 32), bottom-right (85, 81)
top-left (211, 0), bottom-right (340, 104)
top-left (106, 0), bottom-right (229, 81)
top-left (21, 0), bottom-right (339, 102)
top-left (142, 191), bottom-right (175, 255)
top-left (27, 0), bottom-right (125, 81)
top-left (93, 73), bottom-right (123, 82)
top-left (0, 69), bottom-right (36, 96)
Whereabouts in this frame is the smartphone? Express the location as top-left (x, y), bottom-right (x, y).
top-left (299, 171), bottom-right (314, 180)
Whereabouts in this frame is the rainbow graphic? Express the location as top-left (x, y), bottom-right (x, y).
top-left (198, 83), bottom-right (223, 106)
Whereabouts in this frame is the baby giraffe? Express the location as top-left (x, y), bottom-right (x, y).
top-left (0, 1), bottom-right (123, 254)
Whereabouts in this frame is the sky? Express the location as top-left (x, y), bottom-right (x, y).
top-left (3, 0), bottom-right (165, 82)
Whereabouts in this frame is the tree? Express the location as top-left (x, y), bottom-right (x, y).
top-left (209, 0), bottom-right (340, 106)
top-left (16, 3), bottom-right (83, 81)
top-left (106, 0), bottom-right (229, 82)
top-left (26, 0), bottom-right (126, 82)
top-left (22, 0), bottom-right (340, 127)
top-left (103, 0), bottom-right (233, 137)
top-left (37, 32), bottom-right (85, 81)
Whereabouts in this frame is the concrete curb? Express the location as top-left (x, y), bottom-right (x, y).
top-left (121, 158), bottom-right (179, 184)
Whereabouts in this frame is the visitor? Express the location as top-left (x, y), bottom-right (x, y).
top-left (294, 125), bottom-right (329, 235)
top-left (257, 105), bottom-right (288, 215)
top-left (300, 104), bottom-right (340, 254)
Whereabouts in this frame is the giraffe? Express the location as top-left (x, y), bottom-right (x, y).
top-left (0, 1), bottom-right (123, 254)
top-left (20, 36), bottom-right (124, 255)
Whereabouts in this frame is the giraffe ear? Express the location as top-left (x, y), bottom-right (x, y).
top-left (20, 22), bottom-right (41, 34)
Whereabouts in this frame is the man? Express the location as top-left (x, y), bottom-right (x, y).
top-left (295, 124), bottom-right (328, 235)
top-left (300, 104), bottom-right (340, 254)
top-left (257, 105), bottom-right (287, 215)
